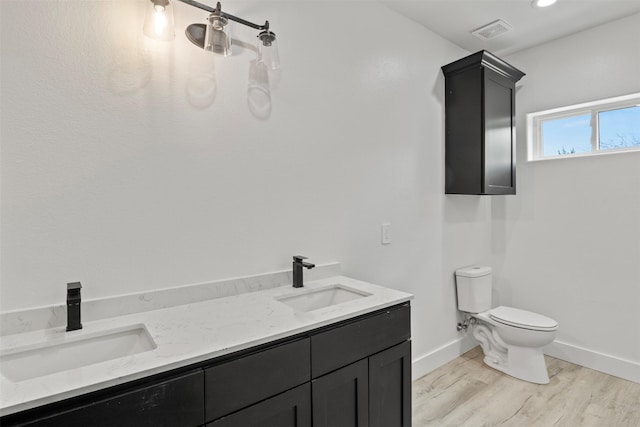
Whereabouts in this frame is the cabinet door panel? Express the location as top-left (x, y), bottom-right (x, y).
top-left (369, 341), bottom-right (412, 427)
top-left (207, 383), bottom-right (310, 427)
top-left (484, 73), bottom-right (515, 193)
top-left (444, 68), bottom-right (484, 194)
top-left (312, 359), bottom-right (369, 427)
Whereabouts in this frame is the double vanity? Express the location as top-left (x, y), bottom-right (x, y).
top-left (0, 269), bottom-right (412, 426)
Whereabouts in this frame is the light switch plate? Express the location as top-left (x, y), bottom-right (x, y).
top-left (381, 223), bottom-right (391, 245)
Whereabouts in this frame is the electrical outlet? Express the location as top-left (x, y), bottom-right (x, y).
top-left (381, 223), bottom-right (391, 245)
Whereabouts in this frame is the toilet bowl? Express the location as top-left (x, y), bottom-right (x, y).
top-left (455, 267), bottom-right (558, 384)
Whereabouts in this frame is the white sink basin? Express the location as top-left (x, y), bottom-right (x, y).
top-left (0, 324), bottom-right (157, 382)
top-left (276, 285), bottom-right (371, 312)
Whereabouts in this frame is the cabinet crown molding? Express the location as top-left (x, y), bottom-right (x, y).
top-left (442, 50), bottom-right (525, 83)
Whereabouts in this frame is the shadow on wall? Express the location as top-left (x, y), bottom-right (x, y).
top-left (186, 52), bottom-right (217, 109)
top-left (108, 49), bottom-right (152, 96)
top-left (247, 60), bottom-right (272, 119)
top-left (432, 70), bottom-right (446, 108)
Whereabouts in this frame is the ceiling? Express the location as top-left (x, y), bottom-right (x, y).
top-left (382, 0), bottom-right (640, 56)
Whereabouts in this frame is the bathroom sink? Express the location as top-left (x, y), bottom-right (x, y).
top-left (0, 324), bottom-right (157, 382)
top-left (276, 285), bottom-right (371, 312)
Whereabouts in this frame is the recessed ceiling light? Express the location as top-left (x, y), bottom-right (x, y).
top-left (531, 0), bottom-right (557, 8)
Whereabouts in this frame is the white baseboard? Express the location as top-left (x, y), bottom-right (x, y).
top-left (412, 337), bottom-right (640, 385)
top-left (412, 335), bottom-right (478, 381)
top-left (546, 340), bottom-right (640, 384)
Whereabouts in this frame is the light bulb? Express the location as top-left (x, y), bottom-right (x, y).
top-left (532, 0), bottom-right (557, 7)
top-left (153, 5), bottom-right (168, 36)
top-left (143, 0), bottom-right (175, 41)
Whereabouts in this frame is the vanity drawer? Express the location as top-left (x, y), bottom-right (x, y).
top-left (205, 337), bottom-right (311, 422)
top-left (18, 369), bottom-right (204, 427)
top-left (311, 304), bottom-right (411, 377)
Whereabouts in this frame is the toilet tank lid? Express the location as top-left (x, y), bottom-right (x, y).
top-left (455, 266), bottom-right (492, 278)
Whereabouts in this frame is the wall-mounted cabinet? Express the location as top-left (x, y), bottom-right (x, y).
top-left (442, 50), bottom-right (525, 195)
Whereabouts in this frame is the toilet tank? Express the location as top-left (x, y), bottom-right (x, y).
top-left (455, 266), bottom-right (492, 313)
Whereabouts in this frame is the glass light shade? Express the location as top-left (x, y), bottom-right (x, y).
top-left (205, 15), bottom-right (232, 56)
top-left (143, 0), bottom-right (175, 41)
top-left (257, 33), bottom-right (280, 71)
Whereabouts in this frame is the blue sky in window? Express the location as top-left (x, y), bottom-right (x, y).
top-left (542, 106), bottom-right (640, 156)
top-left (599, 106), bottom-right (640, 150)
top-left (542, 113), bottom-right (592, 156)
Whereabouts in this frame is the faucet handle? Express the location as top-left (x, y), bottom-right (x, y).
top-left (293, 255), bottom-right (308, 263)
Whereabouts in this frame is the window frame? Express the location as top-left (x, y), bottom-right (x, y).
top-left (527, 92), bottom-right (640, 161)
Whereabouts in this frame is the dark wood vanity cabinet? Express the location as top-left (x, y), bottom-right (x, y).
top-left (2, 303), bottom-right (411, 427)
top-left (442, 50), bottom-right (525, 195)
top-left (211, 303), bottom-right (411, 427)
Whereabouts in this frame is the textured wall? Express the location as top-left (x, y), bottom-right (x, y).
top-left (0, 0), bottom-right (490, 374)
top-left (500, 13), bottom-right (640, 373)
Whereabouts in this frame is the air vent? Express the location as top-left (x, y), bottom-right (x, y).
top-left (471, 19), bottom-right (513, 40)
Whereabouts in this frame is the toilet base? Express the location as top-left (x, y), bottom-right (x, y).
top-left (482, 345), bottom-right (550, 384)
top-left (472, 322), bottom-right (551, 384)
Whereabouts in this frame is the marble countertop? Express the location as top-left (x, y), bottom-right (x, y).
top-left (0, 275), bottom-right (412, 416)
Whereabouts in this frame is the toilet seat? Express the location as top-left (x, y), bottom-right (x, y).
top-left (489, 306), bottom-right (558, 331)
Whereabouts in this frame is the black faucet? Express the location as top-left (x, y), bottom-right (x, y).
top-left (292, 256), bottom-right (315, 288)
top-left (66, 282), bottom-right (83, 331)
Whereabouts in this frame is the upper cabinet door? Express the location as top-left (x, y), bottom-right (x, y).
top-left (442, 51), bottom-right (525, 195)
top-left (483, 69), bottom-right (516, 194)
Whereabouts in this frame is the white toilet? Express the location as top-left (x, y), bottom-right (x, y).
top-left (455, 266), bottom-right (558, 384)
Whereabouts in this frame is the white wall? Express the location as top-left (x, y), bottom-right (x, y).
top-left (0, 1), bottom-right (489, 374)
top-left (500, 13), bottom-right (640, 380)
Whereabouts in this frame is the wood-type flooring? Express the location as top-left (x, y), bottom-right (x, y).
top-left (413, 346), bottom-right (640, 427)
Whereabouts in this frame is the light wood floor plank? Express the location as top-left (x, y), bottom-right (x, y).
top-left (413, 346), bottom-right (640, 427)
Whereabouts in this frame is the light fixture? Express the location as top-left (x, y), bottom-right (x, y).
top-left (144, 0), bottom-right (280, 69)
top-left (531, 0), bottom-right (558, 8)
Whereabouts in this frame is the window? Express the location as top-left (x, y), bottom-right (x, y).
top-left (527, 93), bottom-right (640, 160)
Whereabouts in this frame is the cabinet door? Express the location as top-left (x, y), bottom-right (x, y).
top-left (483, 70), bottom-right (516, 194)
top-left (207, 383), bottom-right (311, 427)
top-left (21, 370), bottom-right (204, 427)
top-left (369, 341), bottom-right (412, 427)
top-left (312, 359), bottom-right (369, 427)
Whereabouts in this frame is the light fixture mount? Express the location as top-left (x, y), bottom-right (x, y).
top-left (176, 0), bottom-right (275, 47)
top-left (258, 30), bottom-right (276, 47)
top-left (144, 0), bottom-right (280, 69)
